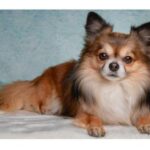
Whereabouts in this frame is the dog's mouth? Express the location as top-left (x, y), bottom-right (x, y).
top-left (108, 73), bottom-right (118, 78)
top-left (102, 72), bottom-right (122, 81)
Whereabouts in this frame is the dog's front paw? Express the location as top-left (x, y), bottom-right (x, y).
top-left (137, 124), bottom-right (150, 134)
top-left (87, 126), bottom-right (105, 137)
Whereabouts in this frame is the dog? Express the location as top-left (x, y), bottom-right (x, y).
top-left (0, 11), bottom-right (150, 137)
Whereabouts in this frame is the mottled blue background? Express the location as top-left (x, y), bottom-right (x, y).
top-left (0, 10), bottom-right (150, 83)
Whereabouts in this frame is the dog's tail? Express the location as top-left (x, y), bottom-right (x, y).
top-left (0, 80), bottom-right (42, 113)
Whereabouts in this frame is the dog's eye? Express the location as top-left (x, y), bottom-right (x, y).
top-left (99, 53), bottom-right (109, 60)
top-left (123, 56), bottom-right (133, 64)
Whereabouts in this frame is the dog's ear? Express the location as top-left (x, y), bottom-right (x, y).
top-left (131, 22), bottom-right (150, 46)
top-left (85, 12), bottom-right (112, 42)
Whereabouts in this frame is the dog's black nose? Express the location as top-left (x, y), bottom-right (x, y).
top-left (109, 62), bottom-right (119, 72)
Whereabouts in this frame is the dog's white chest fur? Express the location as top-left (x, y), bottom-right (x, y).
top-left (95, 83), bottom-right (132, 124)
top-left (81, 78), bottom-right (142, 125)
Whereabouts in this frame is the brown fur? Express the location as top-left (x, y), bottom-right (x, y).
top-left (136, 115), bottom-right (150, 134)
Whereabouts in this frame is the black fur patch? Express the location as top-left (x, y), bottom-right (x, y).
top-left (62, 63), bottom-right (82, 101)
top-left (140, 89), bottom-right (150, 109)
top-left (71, 76), bottom-right (82, 100)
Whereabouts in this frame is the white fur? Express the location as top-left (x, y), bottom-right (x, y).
top-left (48, 97), bottom-right (62, 115)
top-left (42, 91), bottom-right (62, 115)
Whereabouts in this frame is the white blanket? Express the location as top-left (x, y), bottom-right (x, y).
top-left (0, 111), bottom-right (149, 139)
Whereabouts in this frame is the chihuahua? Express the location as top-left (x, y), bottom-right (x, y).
top-left (0, 12), bottom-right (150, 137)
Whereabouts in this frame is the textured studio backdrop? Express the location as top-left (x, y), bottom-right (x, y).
top-left (0, 10), bottom-right (150, 83)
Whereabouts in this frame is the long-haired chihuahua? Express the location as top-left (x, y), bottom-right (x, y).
top-left (0, 12), bottom-right (150, 137)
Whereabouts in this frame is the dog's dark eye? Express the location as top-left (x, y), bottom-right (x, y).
top-left (123, 56), bottom-right (133, 64)
top-left (99, 53), bottom-right (109, 60)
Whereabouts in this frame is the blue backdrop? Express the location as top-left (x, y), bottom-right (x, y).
top-left (0, 10), bottom-right (150, 83)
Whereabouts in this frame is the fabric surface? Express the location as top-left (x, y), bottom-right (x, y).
top-left (0, 111), bottom-right (149, 139)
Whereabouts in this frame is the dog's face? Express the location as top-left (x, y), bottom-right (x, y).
top-left (81, 12), bottom-right (150, 81)
top-left (92, 33), bottom-right (147, 81)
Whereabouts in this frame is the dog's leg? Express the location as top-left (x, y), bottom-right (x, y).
top-left (135, 115), bottom-right (150, 134)
top-left (74, 112), bottom-right (105, 137)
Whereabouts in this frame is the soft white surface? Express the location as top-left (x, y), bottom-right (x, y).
top-left (0, 111), bottom-right (149, 139)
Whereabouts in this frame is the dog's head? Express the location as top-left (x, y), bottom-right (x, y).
top-left (80, 12), bottom-right (150, 81)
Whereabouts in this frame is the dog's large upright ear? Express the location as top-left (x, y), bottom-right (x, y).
top-left (131, 22), bottom-right (150, 46)
top-left (85, 12), bottom-right (112, 42)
